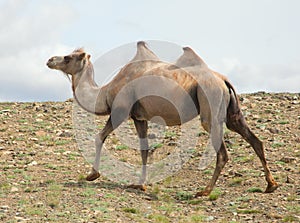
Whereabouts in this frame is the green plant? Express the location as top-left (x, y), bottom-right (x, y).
top-left (197, 131), bottom-right (208, 137)
top-left (152, 185), bottom-right (160, 196)
top-left (93, 205), bottom-right (109, 213)
top-left (151, 143), bottom-right (163, 149)
top-left (286, 194), bottom-right (297, 201)
top-left (203, 169), bottom-right (212, 175)
top-left (67, 152), bottom-right (80, 160)
top-left (164, 131), bottom-right (177, 138)
top-left (275, 160), bottom-right (286, 165)
top-left (22, 174), bottom-right (33, 185)
top-left (228, 177), bottom-right (244, 186)
top-left (77, 174), bottom-right (86, 182)
top-left (236, 196), bottom-right (251, 202)
top-left (13, 168), bottom-right (24, 174)
top-left (208, 188), bottom-right (222, 201)
top-left (190, 215), bottom-right (206, 222)
top-left (39, 135), bottom-right (52, 142)
top-left (44, 163), bottom-right (59, 170)
top-left (46, 183), bottom-right (62, 208)
top-left (18, 119), bottom-right (28, 123)
top-left (80, 188), bottom-right (96, 197)
top-left (188, 199), bottom-right (203, 205)
top-left (237, 209), bottom-right (261, 214)
top-left (278, 120), bottom-right (289, 125)
top-left (122, 207), bottom-right (138, 214)
top-left (176, 191), bottom-right (193, 201)
top-left (116, 144), bottom-right (129, 150)
top-left (246, 187), bottom-right (263, 193)
top-left (55, 138), bottom-right (71, 145)
top-left (234, 155), bottom-right (254, 163)
top-left (272, 142), bottom-right (285, 148)
top-left (283, 215), bottom-right (298, 222)
top-left (25, 206), bottom-right (45, 216)
top-left (163, 176), bottom-right (172, 186)
top-left (148, 214), bottom-right (170, 223)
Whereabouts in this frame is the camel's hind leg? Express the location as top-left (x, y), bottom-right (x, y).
top-left (226, 111), bottom-right (278, 193)
top-left (195, 141), bottom-right (228, 197)
top-left (127, 119), bottom-right (149, 191)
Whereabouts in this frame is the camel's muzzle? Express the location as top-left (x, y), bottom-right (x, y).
top-left (46, 57), bottom-right (56, 69)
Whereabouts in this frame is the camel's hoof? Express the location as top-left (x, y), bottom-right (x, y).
top-left (127, 184), bottom-right (147, 191)
top-left (86, 168), bottom-right (100, 181)
top-left (265, 182), bottom-right (279, 193)
top-left (195, 190), bottom-right (211, 197)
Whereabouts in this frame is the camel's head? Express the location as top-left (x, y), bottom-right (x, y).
top-left (47, 48), bottom-right (91, 75)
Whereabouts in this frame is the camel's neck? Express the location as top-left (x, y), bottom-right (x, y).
top-left (72, 63), bottom-right (109, 115)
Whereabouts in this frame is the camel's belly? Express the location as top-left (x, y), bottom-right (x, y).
top-left (132, 95), bottom-right (199, 126)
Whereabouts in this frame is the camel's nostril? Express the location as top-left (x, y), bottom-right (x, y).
top-left (47, 57), bottom-right (55, 67)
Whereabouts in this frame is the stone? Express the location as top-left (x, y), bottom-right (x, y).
top-left (268, 128), bottom-right (280, 134)
top-left (28, 161), bottom-right (38, 166)
top-left (58, 130), bottom-right (73, 137)
top-left (35, 130), bottom-right (46, 137)
top-left (11, 186), bottom-right (19, 192)
top-left (207, 216), bottom-right (214, 221)
top-left (280, 157), bottom-right (295, 163)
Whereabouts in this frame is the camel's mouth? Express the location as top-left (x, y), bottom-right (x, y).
top-left (46, 61), bottom-right (54, 68)
top-left (47, 57), bottom-right (58, 69)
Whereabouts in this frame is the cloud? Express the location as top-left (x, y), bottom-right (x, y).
top-left (214, 58), bottom-right (300, 93)
top-left (0, 45), bottom-right (74, 101)
top-left (1, 1), bottom-right (299, 102)
top-left (0, 1), bottom-right (76, 102)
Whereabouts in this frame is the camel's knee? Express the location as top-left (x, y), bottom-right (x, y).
top-left (217, 144), bottom-right (228, 166)
top-left (220, 151), bottom-right (228, 165)
top-left (95, 135), bottom-right (103, 147)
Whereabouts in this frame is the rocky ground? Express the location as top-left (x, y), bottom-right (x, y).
top-left (0, 92), bottom-right (299, 223)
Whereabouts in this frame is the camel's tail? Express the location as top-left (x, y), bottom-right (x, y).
top-left (224, 79), bottom-right (241, 116)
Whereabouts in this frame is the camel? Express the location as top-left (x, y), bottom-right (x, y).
top-left (46, 41), bottom-right (278, 196)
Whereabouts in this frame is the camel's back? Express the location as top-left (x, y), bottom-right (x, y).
top-left (107, 60), bottom-right (198, 95)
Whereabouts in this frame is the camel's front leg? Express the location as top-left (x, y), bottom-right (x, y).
top-left (86, 106), bottom-right (130, 181)
top-left (128, 119), bottom-right (148, 191)
top-left (86, 117), bottom-right (113, 181)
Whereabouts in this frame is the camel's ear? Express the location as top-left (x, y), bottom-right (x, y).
top-left (87, 54), bottom-right (91, 60)
top-left (78, 52), bottom-right (86, 60)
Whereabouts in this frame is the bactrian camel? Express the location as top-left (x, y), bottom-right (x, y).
top-left (46, 41), bottom-right (278, 196)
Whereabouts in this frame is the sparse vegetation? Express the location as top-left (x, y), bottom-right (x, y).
top-left (0, 93), bottom-right (299, 222)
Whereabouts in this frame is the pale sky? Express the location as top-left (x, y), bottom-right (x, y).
top-left (0, 0), bottom-right (299, 102)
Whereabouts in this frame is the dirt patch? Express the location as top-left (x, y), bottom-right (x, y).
top-left (0, 92), bottom-right (299, 222)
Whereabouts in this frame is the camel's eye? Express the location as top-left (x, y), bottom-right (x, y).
top-left (64, 56), bottom-right (72, 63)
